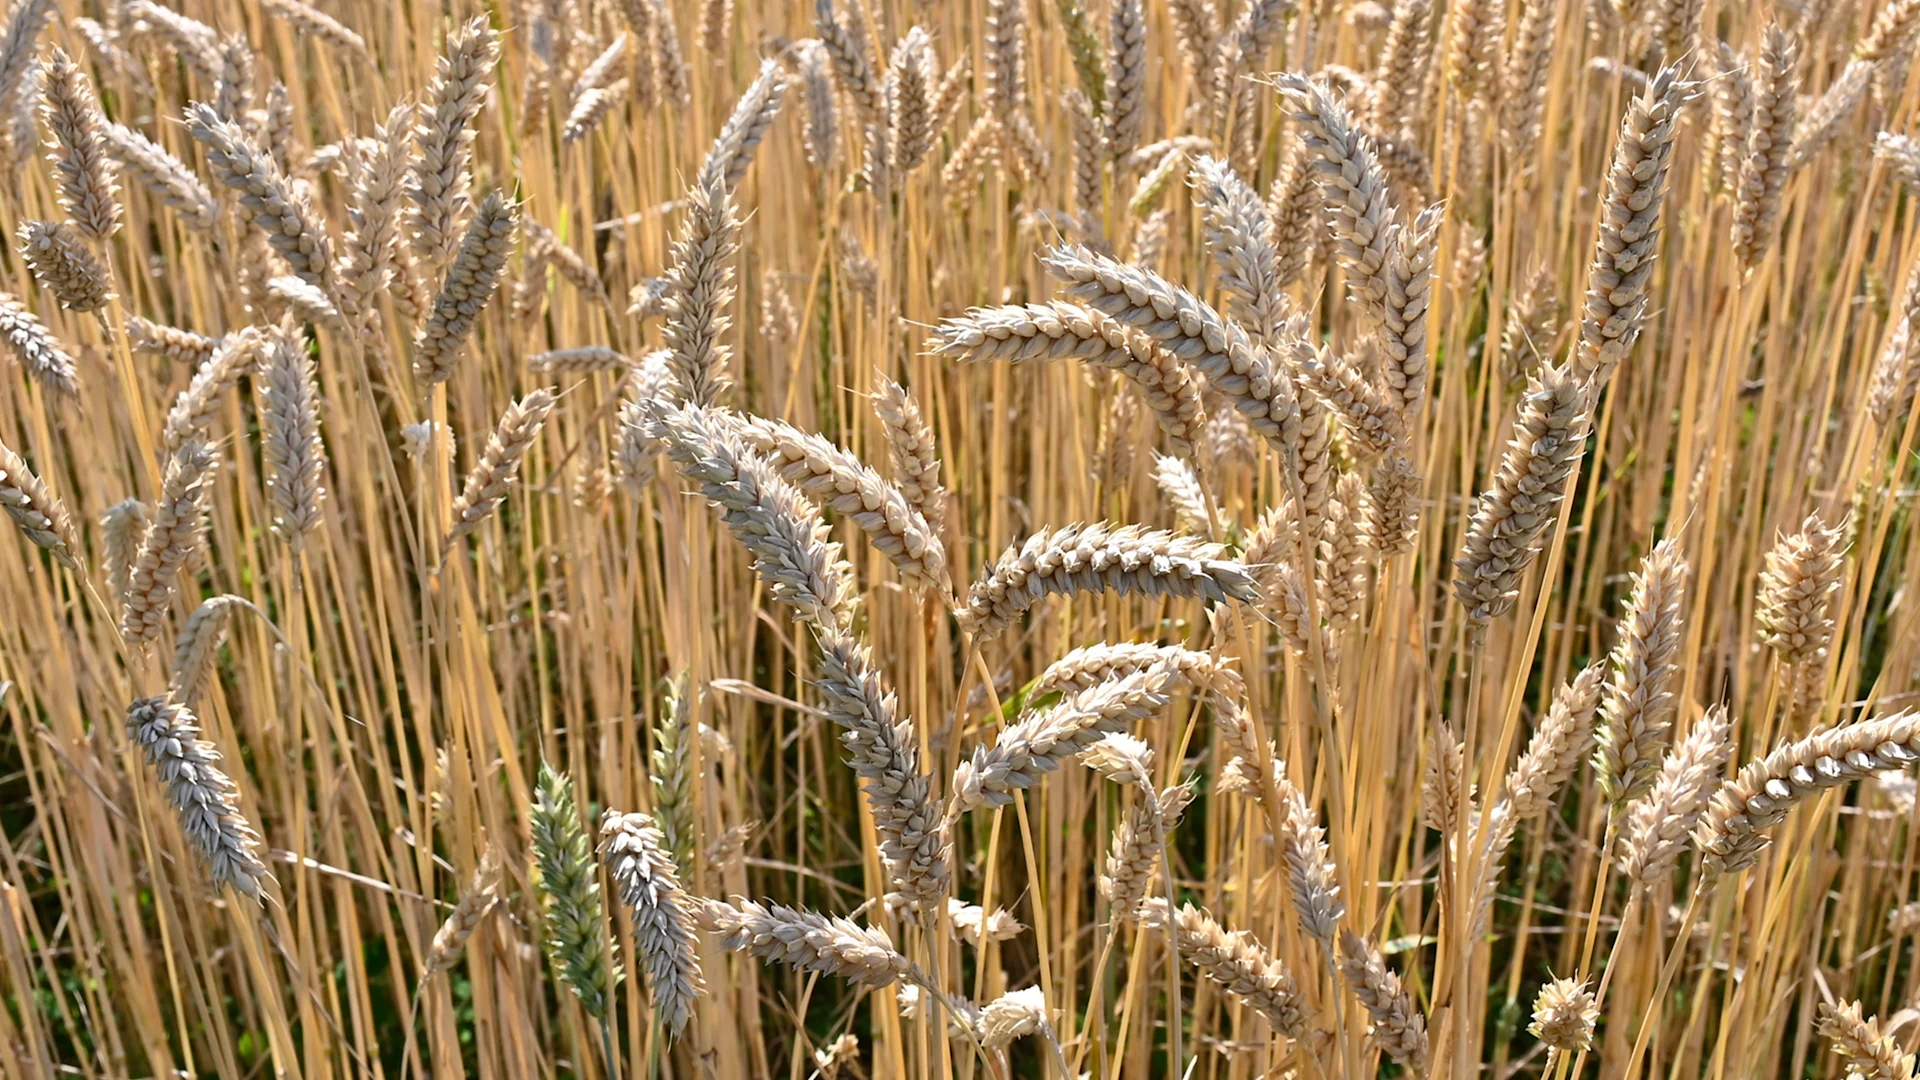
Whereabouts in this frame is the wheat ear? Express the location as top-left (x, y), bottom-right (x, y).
top-left (442, 388), bottom-right (556, 558)
top-left (699, 896), bottom-right (910, 986)
top-left (18, 220), bottom-right (108, 312)
top-left (1337, 928), bottom-right (1431, 1072)
top-left (122, 439), bottom-right (219, 645)
top-left (424, 846), bottom-right (503, 977)
top-left (1593, 538), bottom-right (1690, 806)
top-left (408, 17), bottom-right (499, 269)
top-left (0, 291), bottom-right (76, 397)
top-left (0, 437), bottom-right (77, 568)
top-left (601, 810), bottom-right (705, 1034)
top-left (127, 695), bottom-right (269, 899)
top-left (167, 593), bottom-right (244, 705)
top-left (1818, 1000), bottom-right (1915, 1080)
top-left (37, 48), bottom-right (119, 241)
top-left (952, 660), bottom-right (1178, 810)
top-left (1139, 898), bottom-right (1308, 1037)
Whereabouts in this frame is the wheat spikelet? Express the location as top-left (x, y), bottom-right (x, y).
top-left (425, 846), bottom-right (503, 978)
top-left (817, 631), bottom-right (950, 906)
top-left (1139, 899), bottom-right (1308, 1036)
top-left (413, 190), bottom-right (517, 386)
top-left (661, 176), bottom-right (738, 406)
top-left (929, 299), bottom-right (1209, 459)
top-left (0, 292), bottom-right (74, 398)
top-left (731, 414), bottom-right (946, 587)
top-left (126, 696), bottom-right (268, 899)
top-left (953, 661), bottom-right (1177, 809)
top-left (1507, 666), bottom-right (1605, 818)
top-left (442, 388), bottom-right (556, 557)
top-left (121, 439), bottom-right (218, 644)
top-left (955, 522), bottom-right (1259, 640)
top-left (408, 17), bottom-right (498, 269)
top-left (1694, 709), bottom-right (1920, 873)
top-left (1618, 705), bottom-right (1732, 882)
top-left (1594, 538), bottom-right (1690, 805)
top-left (18, 220), bottom-right (108, 313)
top-left (1530, 978), bottom-right (1597, 1053)
top-left (1573, 65), bottom-right (1688, 383)
top-left (649, 401), bottom-right (852, 628)
top-left (259, 324), bottom-right (325, 547)
top-left (163, 329), bottom-right (262, 452)
top-left (1041, 244), bottom-right (1303, 454)
top-left (1453, 363), bottom-right (1594, 624)
top-left (101, 122), bottom-right (217, 231)
top-left (0, 438), bottom-right (76, 568)
top-left (700, 897), bottom-right (910, 986)
top-left (1819, 1000), bottom-right (1916, 1080)
top-left (601, 810), bottom-right (705, 1034)
top-left (1732, 25), bottom-right (1800, 268)
top-left (37, 49), bottom-right (119, 242)
top-left (1338, 928), bottom-right (1430, 1071)
top-left (261, 0), bottom-right (367, 55)
top-left (696, 59), bottom-right (788, 192)
top-left (188, 104), bottom-right (333, 296)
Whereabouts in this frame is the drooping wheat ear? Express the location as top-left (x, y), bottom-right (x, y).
top-left (1038, 642), bottom-right (1245, 701)
top-left (1757, 511), bottom-right (1848, 698)
top-left (266, 275), bottom-right (344, 330)
top-left (1506, 666), bottom-right (1605, 818)
top-left (696, 59), bottom-right (788, 192)
top-left (1368, 449), bottom-right (1422, 557)
top-left (167, 593), bottom-right (243, 705)
top-left (1859, 0), bottom-right (1920, 60)
top-left (164, 329), bottom-right (263, 452)
top-left (100, 498), bottom-right (146, 604)
top-left (1819, 1000), bottom-right (1916, 1080)
top-left (1104, 0), bottom-right (1145, 159)
top-left (122, 439), bottom-right (218, 645)
top-left (126, 696), bottom-right (269, 899)
top-left (37, 49), bottom-right (119, 242)
top-left (188, 104), bottom-right (334, 296)
top-left (1040, 245), bottom-right (1303, 455)
top-left (1593, 538), bottom-right (1690, 806)
top-left (1279, 782), bottom-right (1344, 945)
top-left (953, 661), bottom-right (1178, 810)
top-left (408, 16), bottom-right (499, 269)
top-left (1380, 202), bottom-right (1443, 415)
top-left (1731, 24), bottom-right (1800, 268)
top-left (1189, 155), bottom-right (1286, 343)
top-left (0, 438), bottom-right (77, 569)
top-left (561, 79), bottom-right (627, 145)
top-left (0, 291), bottom-right (75, 398)
top-left (1618, 705), bottom-right (1733, 883)
top-left (648, 402), bottom-right (852, 629)
top-left (441, 388), bottom-right (556, 558)
top-left (523, 220), bottom-right (608, 300)
top-left (929, 300), bottom-right (1209, 460)
top-left (1499, 0), bottom-right (1557, 158)
top-left (600, 810), bottom-right (704, 1034)
top-left (887, 29), bottom-right (934, 173)
top-left (127, 316), bottom-right (216, 366)
top-left (413, 190), bottom-right (517, 387)
top-left (1337, 928), bottom-right (1431, 1072)
top-left (1530, 978), bottom-right (1597, 1053)
top-left (18, 220), bottom-right (108, 313)
top-left (796, 41), bottom-right (840, 168)
top-left (1876, 131), bottom-right (1920, 189)
top-left (1297, 348), bottom-right (1405, 459)
top-left (1573, 66), bottom-right (1688, 384)
top-left (101, 122), bottom-right (217, 232)
top-left (127, 0), bottom-right (221, 81)
top-left (1101, 783), bottom-right (1194, 918)
top-left (650, 677), bottom-right (696, 864)
top-left (956, 522), bottom-right (1260, 640)
top-left (872, 374), bottom-right (945, 540)
top-left (813, 0), bottom-right (883, 124)
top-left (259, 324), bottom-right (325, 548)
top-left (1500, 263), bottom-right (1563, 385)
top-left (661, 175), bottom-right (739, 407)
top-left (1139, 899), bottom-right (1308, 1037)
top-left (425, 846), bottom-right (503, 978)
top-left (700, 897), bottom-right (911, 986)
top-left (1453, 363), bottom-right (1593, 625)
top-left (816, 632), bottom-right (951, 907)
top-left (1695, 709), bottom-right (1920, 873)
top-left (730, 414), bottom-right (947, 587)
top-left (1276, 73), bottom-right (1398, 325)
top-left (531, 766), bottom-right (623, 1021)
top-left (1065, 89), bottom-right (1103, 238)
top-left (261, 0), bottom-right (367, 55)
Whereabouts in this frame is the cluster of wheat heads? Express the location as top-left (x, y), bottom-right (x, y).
top-left (10, 0), bottom-right (1920, 1076)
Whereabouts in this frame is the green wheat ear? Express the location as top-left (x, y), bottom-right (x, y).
top-left (651, 674), bottom-right (697, 867)
top-left (531, 762), bottom-right (623, 1020)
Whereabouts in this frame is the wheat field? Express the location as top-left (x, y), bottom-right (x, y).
top-left (3, 0), bottom-right (1920, 1075)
